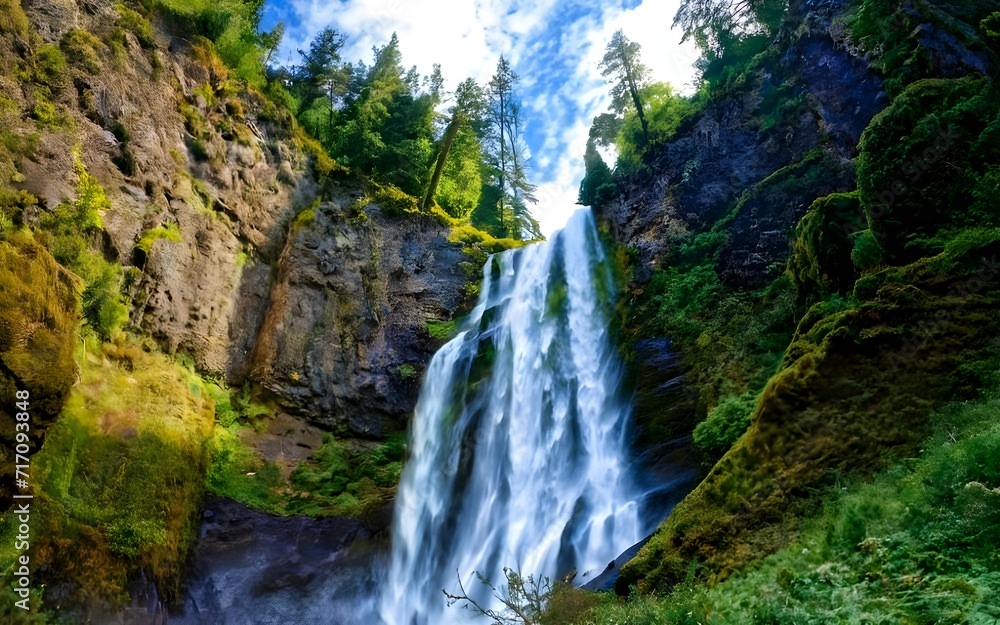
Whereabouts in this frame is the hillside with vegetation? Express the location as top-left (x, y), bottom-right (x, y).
top-left (556, 0), bottom-right (1000, 622)
top-left (0, 0), bottom-right (532, 620)
top-left (0, 0), bottom-right (999, 622)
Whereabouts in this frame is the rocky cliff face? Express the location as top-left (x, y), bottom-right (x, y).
top-left (601, 0), bottom-right (1000, 594)
top-left (600, 0), bottom-right (884, 288)
top-left (249, 200), bottom-right (467, 437)
top-left (8, 0), bottom-right (468, 437)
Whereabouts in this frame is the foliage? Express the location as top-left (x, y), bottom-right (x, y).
top-left (206, 428), bottom-right (407, 519)
top-left (0, 0), bottom-right (30, 39)
top-left (31, 44), bottom-right (69, 90)
top-left (0, 230), bottom-right (80, 509)
top-left (37, 153), bottom-right (129, 339)
top-left (567, 364), bottom-right (1000, 624)
top-left (619, 227), bottom-right (1000, 592)
top-left (60, 30), bottom-right (104, 75)
top-left (692, 391), bottom-right (758, 457)
top-left (599, 30), bottom-right (651, 144)
top-left (0, 334), bottom-right (216, 606)
top-left (614, 82), bottom-right (694, 176)
top-left (577, 138), bottom-right (614, 208)
top-left (144, 0), bottom-right (280, 89)
top-left (444, 567), bottom-right (553, 625)
top-left (848, 0), bottom-right (997, 96)
top-left (481, 56), bottom-right (539, 240)
top-left (857, 77), bottom-right (1000, 264)
top-left (674, 0), bottom-right (786, 57)
top-left (116, 3), bottom-right (155, 47)
top-left (788, 192), bottom-right (862, 303)
top-left (372, 183), bottom-right (421, 217)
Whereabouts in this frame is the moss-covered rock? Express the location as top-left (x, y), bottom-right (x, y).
top-left (788, 192), bottom-right (863, 302)
top-left (0, 230), bottom-right (80, 509)
top-left (618, 235), bottom-right (1000, 593)
top-left (857, 77), bottom-right (1000, 263)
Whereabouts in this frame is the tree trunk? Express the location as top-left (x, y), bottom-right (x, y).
top-left (422, 115), bottom-right (461, 211)
top-left (618, 40), bottom-right (648, 144)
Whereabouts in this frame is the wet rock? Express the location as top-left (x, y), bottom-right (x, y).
top-left (249, 202), bottom-right (468, 436)
top-left (170, 498), bottom-right (388, 625)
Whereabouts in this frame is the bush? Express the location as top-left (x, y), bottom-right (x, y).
top-left (692, 392), bottom-right (758, 457)
top-left (74, 251), bottom-right (129, 339)
top-left (32, 44), bottom-right (69, 90)
top-left (116, 3), bottom-right (155, 47)
top-left (60, 30), bottom-right (105, 74)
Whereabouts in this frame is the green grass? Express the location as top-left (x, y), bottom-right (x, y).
top-left (0, 333), bottom-right (216, 606)
top-left (566, 364), bottom-right (1000, 623)
top-left (135, 222), bottom-right (182, 254)
top-left (205, 430), bottom-right (406, 519)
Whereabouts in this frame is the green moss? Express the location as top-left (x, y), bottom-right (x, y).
top-left (426, 318), bottom-right (460, 342)
top-left (0, 334), bottom-right (216, 607)
top-left (372, 183), bottom-right (421, 217)
top-left (570, 362), bottom-right (1000, 624)
top-left (31, 95), bottom-right (72, 131)
top-left (618, 234), bottom-right (1000, 594)
top-left (857, 77), bottom-right (1000, 263)
top-left (60, 30), bottom-right (104, 75)
top-left (788, 192), bottom-right (863, 303)
top-left (0, 232), bottom-right (81, 503)
top-left (135, 222), bottom-right (182, 254)
top-left (179, 100), bottom-right (208, 140)
top-left (291, 205), bottom-right (316, 232)
top-left (115, 3), bottom-right (155, 48)
top-left (0, 0), bottom-right (30, 38)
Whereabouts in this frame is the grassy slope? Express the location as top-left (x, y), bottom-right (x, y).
top-left (580, 0), bottom-right (1000, 619)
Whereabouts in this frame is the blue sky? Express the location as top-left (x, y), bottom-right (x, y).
top-left (262, 0), bottom-right (699, 235)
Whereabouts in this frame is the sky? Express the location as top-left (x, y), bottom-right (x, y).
top-left (262, 0), bottom-right (700, 236)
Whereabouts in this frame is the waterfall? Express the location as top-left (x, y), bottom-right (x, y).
top-left (380, 209), bottom-right (644, 625)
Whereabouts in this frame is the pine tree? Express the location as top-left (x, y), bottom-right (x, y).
top-left (599, 30), bottom-right (650, 145)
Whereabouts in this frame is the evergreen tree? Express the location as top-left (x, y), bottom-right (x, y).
top-left (484, 56), bottom-right (537, 239)
top-left (599, 30), bottom-right (650, 144)
top-left (424, 78), bottom-right (487, 213)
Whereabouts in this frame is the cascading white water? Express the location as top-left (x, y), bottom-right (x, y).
top-left (380, 209), bottom-right (644, 625)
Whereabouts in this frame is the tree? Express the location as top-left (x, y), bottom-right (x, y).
top-left (599, 30), bottom-right (650, 145)
top-left (295, 27), bottom-right (348, 135)
top-left (578, 137), bottom-right (613, 207)
top-left (674, 0), bottom-right (786, 57)
top-left (423, 78), bottom-right (486, 211)
top-left (484, 57), bottom-right (538, 239)
top-left (487, 56), bottom-right (516, 232)
top-left (444, 568), bottom-right (552, 625)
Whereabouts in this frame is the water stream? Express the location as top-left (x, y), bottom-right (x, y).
top-left (380, 209), bottom-right (648, 624)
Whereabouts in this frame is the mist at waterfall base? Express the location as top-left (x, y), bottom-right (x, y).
top-left (380, 209), bottom-right (670, 625)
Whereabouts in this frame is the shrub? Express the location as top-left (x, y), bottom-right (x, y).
top-left (60, 30), bottom-right (105, 74)
top-left (116, 3), bottom-right (155, 48)
top-left (692, 392), bottom-right (758, 457)
top-left (32, 44), bottom-right (69, 90)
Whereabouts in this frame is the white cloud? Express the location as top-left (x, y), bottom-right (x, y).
top-left (277, 0), bottom-right (699, 237)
